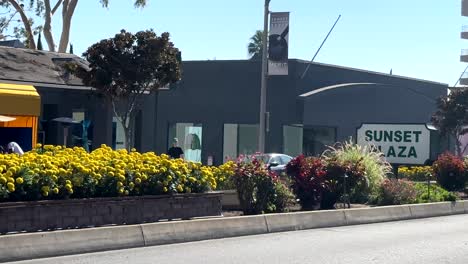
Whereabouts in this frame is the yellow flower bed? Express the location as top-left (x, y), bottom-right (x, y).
top-left (398, 166), bottom-right (434, 181)
top-left (0, 144), bottom-right (232, 202)
top-left (211, 161), bottom-right (236, 190)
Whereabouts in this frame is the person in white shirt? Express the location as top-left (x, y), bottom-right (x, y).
top-left (7, 142), bottom-right (24, 155)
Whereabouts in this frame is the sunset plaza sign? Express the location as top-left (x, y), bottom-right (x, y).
top-left (357, 124), bottom-right (431, 165)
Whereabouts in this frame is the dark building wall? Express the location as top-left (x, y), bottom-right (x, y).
top-left (156, 60), bottom-right (263, 163)
top-left (265, 62), bottom-right (302, 154)
top-left (36, 87), bottom-right (112, 148)
top-left (36, 86), bottom-right (155, 150)
top-left (157, 60), bottom-right (448, 164)
top-left (137, 93), bottom-right (157, 152)
top-left (302, 84), bottom-right (446, 141)
top-left (296, 61), bottom-right (446, 100)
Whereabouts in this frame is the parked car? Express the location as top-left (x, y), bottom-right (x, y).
top-left (254, 153), bottom-right (293, 175)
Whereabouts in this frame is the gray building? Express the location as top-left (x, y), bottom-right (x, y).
top-left (156, 60), bottom-right (448, 165)
top-left (0, 45), bottom-right (448, 165)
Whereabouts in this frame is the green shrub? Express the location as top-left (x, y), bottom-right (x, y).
top-left (322, 140), bottom-right (392, 203)
top-left (371, 180), bottom-right (458, 206)
top-left (233, 156), bottom-right (293, 215)
top-left (273, 182), bottom-right (295, 212)
top-left (413, 183), bottom-right (458, 203)
top-left (371, 179), bottom-right (417, 206)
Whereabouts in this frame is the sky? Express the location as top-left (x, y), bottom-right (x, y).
top-left (44, 0), bottom-right (467, 85)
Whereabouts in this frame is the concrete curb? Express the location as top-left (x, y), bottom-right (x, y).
top-left (344, 205), bottom-right (413, 225)
top-left (141, 215), bottom-right (268, 247)
top-left (0, 225), bottom-right (145, 263)
top-left (0, 200), bottom-right (467, 262)
top-left (264, 210), bottom-right (346, 232)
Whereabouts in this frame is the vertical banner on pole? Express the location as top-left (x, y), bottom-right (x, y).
top-left (268, 12), bottom-right (289, 75)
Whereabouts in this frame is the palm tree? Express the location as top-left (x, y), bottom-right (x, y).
top-left (248, 30), bottom-right (264, 60)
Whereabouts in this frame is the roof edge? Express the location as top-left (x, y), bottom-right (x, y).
top-left (181, 58), bottom-right (448, 86)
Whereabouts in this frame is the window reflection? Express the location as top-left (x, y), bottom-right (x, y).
top-left (168, 123), bottom-right (203, 162)
top-left (223, 124), bottom-right (259, 162)
top-left (283, 125), bottom-right (336, 157)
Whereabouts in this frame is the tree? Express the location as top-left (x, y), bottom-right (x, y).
top-left (73, 29), bottom-right (181, 150)
top-left (0, 0), bottom-right (148, 52)
top-left (432, 88), bottom-right (468, 157)
top-left (0, 0), bottom-right (43, 49)
top-left (248, 30), bottom-right (263, 60)
top-left (36, 32), bottom-right (42, 50)
top-left (0, 7), bottom-right (20, 40)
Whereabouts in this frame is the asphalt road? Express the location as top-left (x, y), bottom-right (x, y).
top-left (10, 214), bottom-right (468, 264)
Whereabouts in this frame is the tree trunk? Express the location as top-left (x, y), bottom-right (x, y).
top-left (456, 134), bottom-right (463, 158)
top-left (122, 120), bottom-right (134, 152)
top-left (455, 128), bottom-right (467, 158)
top-left (58, 0), bottom-right (78, 53)
top-left (7, 0), bottom-right (36, 49)
top-left (43, 0), bottom-right (56, 51)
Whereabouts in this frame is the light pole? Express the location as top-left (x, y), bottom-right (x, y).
top-left (258, 0), bottom-right (270, 153)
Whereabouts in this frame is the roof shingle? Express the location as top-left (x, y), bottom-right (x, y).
top-left (0, 46), bottom-right (88, 87)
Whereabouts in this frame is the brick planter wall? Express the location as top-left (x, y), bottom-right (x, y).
top-left (0, 192), bottom-right (222, 234)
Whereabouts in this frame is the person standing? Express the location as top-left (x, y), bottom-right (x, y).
top-left (167, 138), bottom-right (184, 159)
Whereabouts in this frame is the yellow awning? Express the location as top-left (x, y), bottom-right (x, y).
top-left (0, 83), bottom-right (41, 116)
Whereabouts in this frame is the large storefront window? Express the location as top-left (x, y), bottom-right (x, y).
top-left (303, 127), bottom-right (336, 156)
top-left (283, 125), bottom-right (336, 157)
top-left (168, 123), bottom-right (203, 162)
top-left (223, 124), bottom-right (258, 162)
top-left (283, 125), bottom-right (303, 157)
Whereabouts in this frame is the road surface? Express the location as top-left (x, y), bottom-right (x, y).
top-left (10, 214), bottom-right (468, 264)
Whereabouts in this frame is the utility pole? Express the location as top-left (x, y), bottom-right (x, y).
top-left (258, 0), bottom-right (270, 153)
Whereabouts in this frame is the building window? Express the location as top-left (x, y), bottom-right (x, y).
top-left (283, 125), bottom-right (303, 157)
top-left (303, 127), bottom-right (336, 156)
top-left (283, 125), bottom-right (336, 157)
top-left (223, 124), bottom-right (259, 162)
top-left (168, 123), bottom-right (203, 162)
top-left (71, 110), bottom-right (85, 147)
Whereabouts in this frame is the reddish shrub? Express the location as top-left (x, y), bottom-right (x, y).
top-left (433, 153), bottom-right (467, 191)
top-left (373, 179), bottom-right (417, 205)
top-left (323, 158), bottom-right (367, 207)
top-left (233, 155), bottom-right (292, 215)
top-left (286, 155), bottom-right (327, 210)
top-left (286, 155), bottom-right (368, 210)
